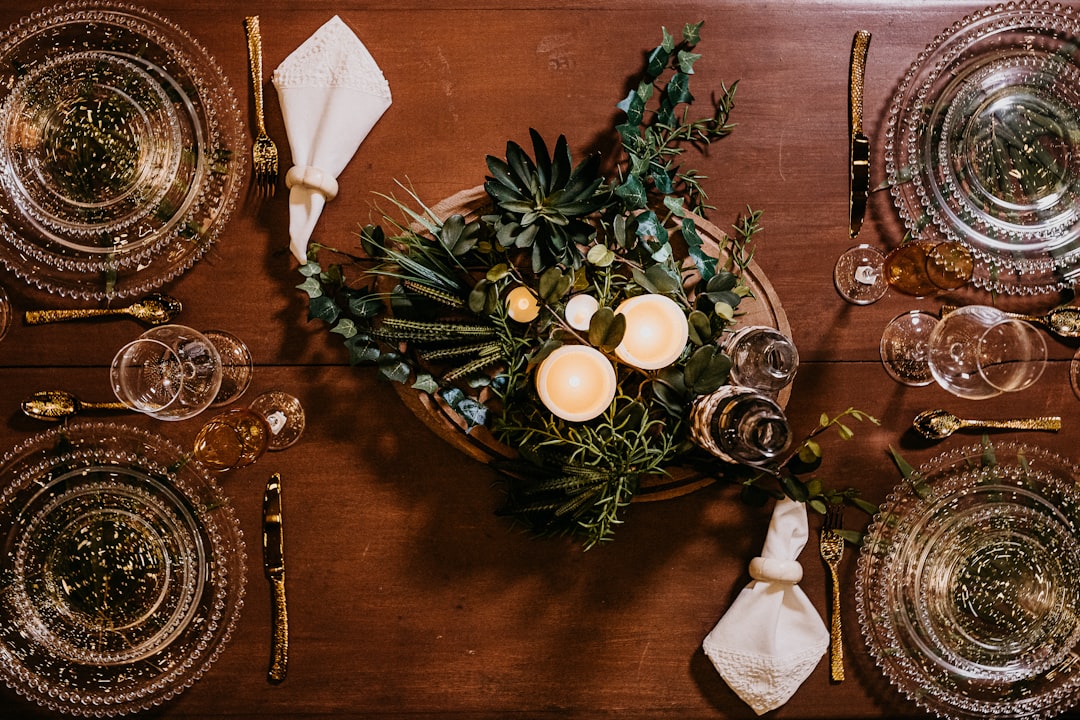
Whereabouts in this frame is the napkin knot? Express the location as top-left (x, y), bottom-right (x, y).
top-left (748, 556), bottom-right (802, 584)
top-left (286, 165), bottom-right (339, 201)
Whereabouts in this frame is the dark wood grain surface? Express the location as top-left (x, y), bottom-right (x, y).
top-left (1, 1), bottom-right (1078, 718)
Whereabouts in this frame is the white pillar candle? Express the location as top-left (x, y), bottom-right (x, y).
top-left (535, 345), bottom-right (617, 422)
top-left (614, 294), bottom-right (689, 370)
top-left (506, 285), bottom-right (540, 323)
top-left (564, 294), bottom-right (599, 331)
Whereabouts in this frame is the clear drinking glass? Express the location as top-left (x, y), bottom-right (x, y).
top-left (689, 385), bottom-right (792, 467)
top-left (722, 326), bottom-right (799, 395)
top-left (111, 325), bottom-right (223, 420)
top-left (927, 305), bottom-right (1047, 400)
top-left (880, 310), bottom-right (940, 386)
top-left (193, 391), bottom-right (305, 472)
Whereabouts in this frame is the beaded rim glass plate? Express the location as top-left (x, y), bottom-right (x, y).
top-left (0, 422), bottom-right (245, 717)
top-left (856, 441), bottom-right (1080, 720)
top-left (0, 1), bottom-right (245, 300)
top-left (885, 2), bottom-right (1080, 295)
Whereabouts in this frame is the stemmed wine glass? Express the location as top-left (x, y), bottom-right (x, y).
top-left (192, 390), bottom-right (305, 472)
top-left (110, 325), bottom-right (253, 420)
top-left (927, 305), bottom-right (1047, 399)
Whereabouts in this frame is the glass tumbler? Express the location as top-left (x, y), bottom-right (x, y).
top-left (689, 385), bottom-right (792, 467)
top-left (722, 326), bottom-right (799, 395)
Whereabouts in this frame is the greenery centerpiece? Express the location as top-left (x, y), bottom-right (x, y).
top-left (299, 23), bottom-right (876, 547)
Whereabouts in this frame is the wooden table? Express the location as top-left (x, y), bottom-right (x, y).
top-left (1, 1), bottom-right (1078, 718)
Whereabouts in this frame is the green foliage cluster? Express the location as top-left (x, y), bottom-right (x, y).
top-left (297, 23), bottom-right (871, 548)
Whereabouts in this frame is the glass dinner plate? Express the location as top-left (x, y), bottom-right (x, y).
top-left (884, 2), bottom-right (1080, 295)
top-left (0, 422), bottom-right (245, 716)
top-left (0, 1), bottom-right (245, 300)
top-left (856, 441), bottom-right (1080, 719)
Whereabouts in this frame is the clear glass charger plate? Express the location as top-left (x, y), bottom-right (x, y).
top-left (0, 421), bottom-right (245, 716)
top-left (856, 441), bottom-right (1080, 720)
top-left (0, 1), bottom-right (245, 300)
top-left (885, 2), bottom-right (1080, 295)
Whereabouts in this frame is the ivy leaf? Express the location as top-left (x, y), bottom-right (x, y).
top-left (298, 261), bottom-right (322, 277)
top-left (440, 387), bottom-right (487, 429)
top-left (377, 354), bottom-right (412, 384)
top-left (662, 194), bottom-right (685, 218)
top-left (296, 277), bottom-right (323, 298)
top-left (683, 21), bottom-right (703, 46)
top-left (677, 50), bottom-right (702, 74)
top-left (347, 292), bottom-right (382, 318)
top-left (646, 44), bottom-right (670, 77)
top-left (614, 174), bottom-right (647, 209)
top-left (308, 295), bottom-right (340, 324)
top-left (412, 373), bottom-right (440, 394)
top-left (588, 307), bottom-right (626, 352)
top-left (666, 71), bottom-right (693, 105)
top-left (344, 335), bottom-right (381, 365)
top-left (331, 318), bottom-right (358, 338)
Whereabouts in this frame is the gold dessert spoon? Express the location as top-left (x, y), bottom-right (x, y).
top-left (913, 408), bottom-right (1061, 440)
top-left (941, 304), bottom-right (1080, 338)
top-left (24, 293), bottom-right (182, 326)
top-left (21, 390), bottom-right (128, 422)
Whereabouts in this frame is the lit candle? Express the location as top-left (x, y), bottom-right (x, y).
top-left (535, 345), bottom-right (617, 422)
top-left (614, 294), bottom-right (689, 370)
top-left (506, 285), bottom-right (540, 323)
top-left (565, 294), bottom-right (599, 331)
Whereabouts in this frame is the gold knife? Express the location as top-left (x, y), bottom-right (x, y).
top-left (263, 472), bottom-right (288, 683)
top-left (849, 30), bottom-right (872, 238)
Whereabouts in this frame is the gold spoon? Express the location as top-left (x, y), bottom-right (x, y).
top-left (913, 408), bottom-right (1061, 440)
top-left (941, 304), bottom-right (1080, 338)
top-left (21, 390), bottom-right (128, 422)
top-left (24, 293), bottom-right (182, 326)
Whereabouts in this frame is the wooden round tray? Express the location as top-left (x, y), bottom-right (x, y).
top-left (391, 186), bottom-right (791, 501)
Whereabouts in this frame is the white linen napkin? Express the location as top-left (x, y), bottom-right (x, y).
top-left (702, 497), bottom-right (829, 715)
top-left (271, 15), bottom-right (392, 263)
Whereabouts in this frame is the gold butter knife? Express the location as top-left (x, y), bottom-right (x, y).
top-left (263, 472), bottom-right (288, 683)
top-left (849, 30), bottom-right (872, 238)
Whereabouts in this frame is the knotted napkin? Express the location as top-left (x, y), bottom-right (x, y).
top-left (702, 498), bottom-right (829, 715)
top-left (272, 15), bottom-right (392, 263)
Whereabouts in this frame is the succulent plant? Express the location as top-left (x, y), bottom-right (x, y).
top-left (483, 129), bottom-right (609, 273)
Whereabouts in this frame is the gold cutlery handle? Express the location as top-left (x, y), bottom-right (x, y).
top-left (850, 30), bottom-right (870, 136)
top-left (244, 16), bottom-right (268, 135)
top-left (25, 308), bottom-right (124, 325)
top-left (827, 564), bottom-right (844, 682)
top-left (268, 572), bottom-right (288, 683)
top-left (967, 417), bottom-right (1061, 432)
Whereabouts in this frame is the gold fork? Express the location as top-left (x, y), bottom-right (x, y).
top-left (244, 16), bottom-right (278, 193)
top-left (820, 503), bottom-right (845, 682)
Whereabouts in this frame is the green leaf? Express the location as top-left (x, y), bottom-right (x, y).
top-left (677, 50), bottom-right (702, 74)
top-left (538, 267), bottom-right (572, 303)
top-left (666, 71), bottom-right (693, 105)
top-left (614, 174), bottom-right (647, 209)
top-left (687, 310), bottom-right (712, 345)
top-left (344, 335), bottom-right (381, 365)
top-left (780, 474), bottom-right (810, 502)
top-left (412, 373), bottom-right (440, 394)
top-left (377, 355), bottom-right (412, 384)
top-left (296, 277), bottom-right (323, 298)
top-left (683, 345), bottom-right (731, 395)
top-left (486, 264), bottom-right (511, 282)
top-left (331, 318), bottom-right (358, 338)
top-left (646, 44), bottom-right (670, 77)
top-left (308, 295), bottom-right (340, 324)
top-left (682, 21), bottom-right (703, 46)
top-left (707, 270), bottom-right (738, 293)
top-left (849, 497), bottom-right (881, 516)
top-left (644, 263), bottom-right (681, 294)
top-left (663, 194), bottom-right (685, 218)
top-left (588, 307), bottom-right (626, 352)
top-left (298, 261), bottom-right (322, 277)
top-left (586, 244), bottom-right (615, 267)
